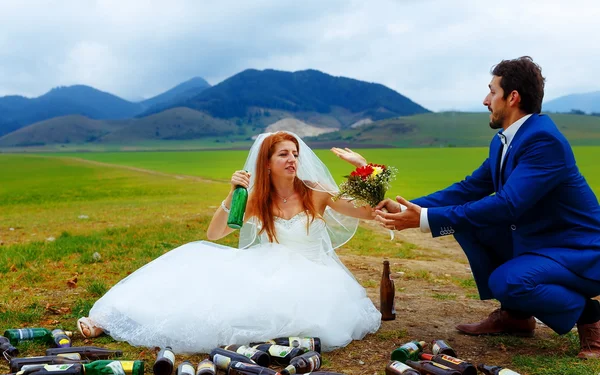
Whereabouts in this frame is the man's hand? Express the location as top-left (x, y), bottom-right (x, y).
top-left (375, 198), bottom-right (402, 213)
top-left (331, 147), bottom-right (367, 168)
top-left (375, 196), bottom-right (421, 231)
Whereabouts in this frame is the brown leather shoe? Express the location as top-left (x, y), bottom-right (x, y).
top-left (456, 308), bottom-right (535, 337)
top-left (577, 320), bottom-right (600, 359)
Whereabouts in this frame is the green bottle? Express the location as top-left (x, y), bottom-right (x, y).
top-left (83, 360), bottom-right (144, 375)
top-left (227, 184), bottom-right (248, 229)
top-left (4, 328), bottom-right (73, 347)
top-left (390, 341), bottom-right (426, 363)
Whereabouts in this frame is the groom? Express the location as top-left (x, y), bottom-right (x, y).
top-left (338, 56), bottom-right (600, 359)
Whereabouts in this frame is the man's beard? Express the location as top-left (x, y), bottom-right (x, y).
top-left (488, 108), bottom-right (504, 129)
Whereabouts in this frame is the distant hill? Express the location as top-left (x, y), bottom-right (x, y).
top-left (544, 91), bottom-right (600, 114)
top-left (141, 69), bottom-right (430, 124)
top-left (140, 77), bottom-right (211, 111)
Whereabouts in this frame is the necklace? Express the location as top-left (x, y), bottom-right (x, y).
top-left (275, 191), bottom-right (294, 203)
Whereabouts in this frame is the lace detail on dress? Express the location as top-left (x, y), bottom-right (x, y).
top-left (273, 211), bottom-right (308, 229)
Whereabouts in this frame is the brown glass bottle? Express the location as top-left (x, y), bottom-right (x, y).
top-left (227, 361), bottom-right (278, 375)
top-left (251, 344), bottom-right (303, 366)
top-left (477, 364), bottom-right (521, 375)
top-left (221, 344), bottom-right (270, 367)
top-left (405, 360), bottom-right (461, 375)
top-left (195, 359), bottom-right (216, 375)
top-left (209, 348), bottom-right (256, 372)
top-left (0, 336), bottom-right (19, 358)
top-left (10, 355), bottom-right (86, 373)
top-left (153, 346), bottom-right (175, 375)
top-left (279, 351), bottom-right (321, 375)
top-left (176, 361), bottom-right (194, 375)
top-left (420, 353), bottom-right (476, 375)
top-left (431, 340), bottom-right (457, 357)
top-left (46, 347), bottom-right (122, 360)
top-left (380, 260), bottom-right (396, 321)
top-left (385, 360), bottom-right (420, 375)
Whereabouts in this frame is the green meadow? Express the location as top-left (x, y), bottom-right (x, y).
top-left (1, 147), bottom-right (600, 375)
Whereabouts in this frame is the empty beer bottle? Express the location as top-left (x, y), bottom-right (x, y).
top-left (46, 347), bottom-right (123, 360)
top-left (221, 345), bottom-right (270, 367)
top-left (390, 341), bottom-right (426, 363)
top-left (477, 364), bottom-right (521, 375)
top-left (153, 347), bottom-right (175, 375)
top-left (380, 260), bottom-right (396, 321)
top-left (405, 360), bottom-right (460, 375)
top-left (251, 337), bottom-right (321, 354)
top-left (176, 361), bottom-right (194, 375)
top-left (279, 351), bottom-right (321, 375)
top-left (10, 354), bottom-right (85, 372)
top-left (4, 328), bottom-right (73, 347)
top-left (209, 348), bottom-right (256, 372)
top-left (1, 336), bottom-right (19, 357)
top-left (83, 360), bottom-right (144, 375)
top-left (18, 363), bottom-right (84, 375)
top-left (431, 340), bottom-right (457, 357)
top-left (195, 359), bottom-right (216, 375)
top-left (227, 181), bottom-right (248, 229)
top-left (227, 362), bottom-right (278, 375)
top-left (385, 361), bottom-right (420, 375)
top-left (251, 344), bottom-right (303, 366)
top-left (420, 353), bottom-right (476, 375)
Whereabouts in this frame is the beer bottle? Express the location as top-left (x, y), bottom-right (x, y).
top-left (83, 360), bottom-right (144, 375)
top-left (477, 364), bottom-right (522, 375)
top-left (1, 336), bottom-right (19, 357)
top-left (46, 347), bottom-right (123, 360)
top-left (176, 361), bottom-right (194, 375)
top-left (4, 328), bottom-right (73, 347)
top-left (385, 361), bottom-right (420, 375)
top-left (18, 363), bottom-right (84, 375)
top-left (390, 341), bottom-right (426, 362)
top-left (209, 348), bottom-right (256, 372)
top-left (10, 354), bottom-right (85, 373)
top-left (227, 362), bottom-right (278, 375)
top-left (420, 353), bottom-right (476, 375)
top-left (227, 181), bottom-right (248, 229)
top-left (221, 345), bottom-right (270, 367)
top-left (153, 347), bottom-right (175, 375)
top-left (251, 344), bottom-right (303, 366)
top-left (405, 360), bottom-right (461, 375)
top-left (195, 359), bottom-right (216, 375)
top-left (279, 351), bottom-right (321, 375)
top-left (251, 337), bottom-right (321, 354)
top-left (380, 260), bottom-right (396, 321)
top-left (431, 339), bottom-right (457, 357)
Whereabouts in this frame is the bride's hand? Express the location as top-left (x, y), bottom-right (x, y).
top-left (330, 147), bottom-right (367, 168)
top-left (230, 170), bottom-right (251, 190)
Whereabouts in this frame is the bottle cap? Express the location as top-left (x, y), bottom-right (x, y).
top-left (419, 353), bottom-right (433, 360)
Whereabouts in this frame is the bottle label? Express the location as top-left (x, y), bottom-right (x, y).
top-left (439, 354), bottom-right (463, 365)
top-left (288, 337), bottom-right (314, 351)
top-left (268, 345), bottom-right (293, 357)
top-left (212, 354), bottom-right (231, 370)
top-left (107, 361), bottom-right (126, 375)
top-left (400, 342), bottom-right (419, 354)
top-left (20, 365), bottom-right (45, 372)
top-left (17, 329), bottom-right (35, 340)
top-left (197, 361), bottom-right (215, 371)
top-left (306, 355), bottom-right (320, 370)
top-left (235, 346), bottom-right (259, 358)
top-left (431, 362), bottom-right (452, 370)
top-left (180, 364), bottom-right (194, 375)
top-left (42, 364), bottom-right (75, 372)
top-left (390, 361), bottom-right (412, 371)
top-left (498, 370), bottom-right (521, 375)
top-left (162, 350), bottom-right (175, 365)
top-left (432, 342), bottom-right (441, 354)
top-left (57, 353), bottom-right (82, 360)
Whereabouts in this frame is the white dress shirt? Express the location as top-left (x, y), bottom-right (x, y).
top-left (418, 114), bottom-right (532, 233)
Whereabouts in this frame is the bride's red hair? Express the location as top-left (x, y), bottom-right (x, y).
top-left (247, 132), bottom-right (318, 243)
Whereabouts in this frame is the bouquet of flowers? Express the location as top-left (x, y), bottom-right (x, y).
top-left (333, 163), bottom-right (397, 207)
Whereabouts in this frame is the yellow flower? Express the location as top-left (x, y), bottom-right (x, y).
top-left (371, 166), bottom-right (383, 177)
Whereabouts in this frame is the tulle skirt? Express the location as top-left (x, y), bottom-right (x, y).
top-left (89, 241), bottom-right (381, 353)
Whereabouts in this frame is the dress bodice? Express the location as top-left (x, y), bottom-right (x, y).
top-left (258, 212), bottom-right (333, 263)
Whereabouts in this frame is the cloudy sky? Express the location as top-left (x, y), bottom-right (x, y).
top-left (1, 0), bottom-right (598, 111)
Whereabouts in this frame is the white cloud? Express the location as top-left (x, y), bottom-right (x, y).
top-left (0, 0), bottom-right (598, 110)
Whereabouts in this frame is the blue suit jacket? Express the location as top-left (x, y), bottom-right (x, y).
top-left (412, 114), bottom-right (600, 282)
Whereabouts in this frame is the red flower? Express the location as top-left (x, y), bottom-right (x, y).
top-left (351, 164), bottom-right (374, 180)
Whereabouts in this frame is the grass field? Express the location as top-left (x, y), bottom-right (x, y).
top-left (1, 147), bottom-right (600, 375)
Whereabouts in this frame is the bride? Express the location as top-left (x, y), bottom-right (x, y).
top-left (79, 131), bottom-right (382, 353)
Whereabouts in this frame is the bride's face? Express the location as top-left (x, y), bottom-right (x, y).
top-left (269, 140), bottom-right (298, 179)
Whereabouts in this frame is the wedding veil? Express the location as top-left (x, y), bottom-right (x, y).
top-left (238, 131), bottom-right (359, 252)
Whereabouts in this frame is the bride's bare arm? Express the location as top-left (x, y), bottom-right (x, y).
top-left (207, 170), bottom-right (252, 241)
top-left (314, 190), bottom-right (374, 220)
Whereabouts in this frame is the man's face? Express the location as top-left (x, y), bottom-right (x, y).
top-left (483, 76), bottom-right (507, 130)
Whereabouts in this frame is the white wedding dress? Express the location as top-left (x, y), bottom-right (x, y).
top-left (88, 212), bottom-right (381, 353)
